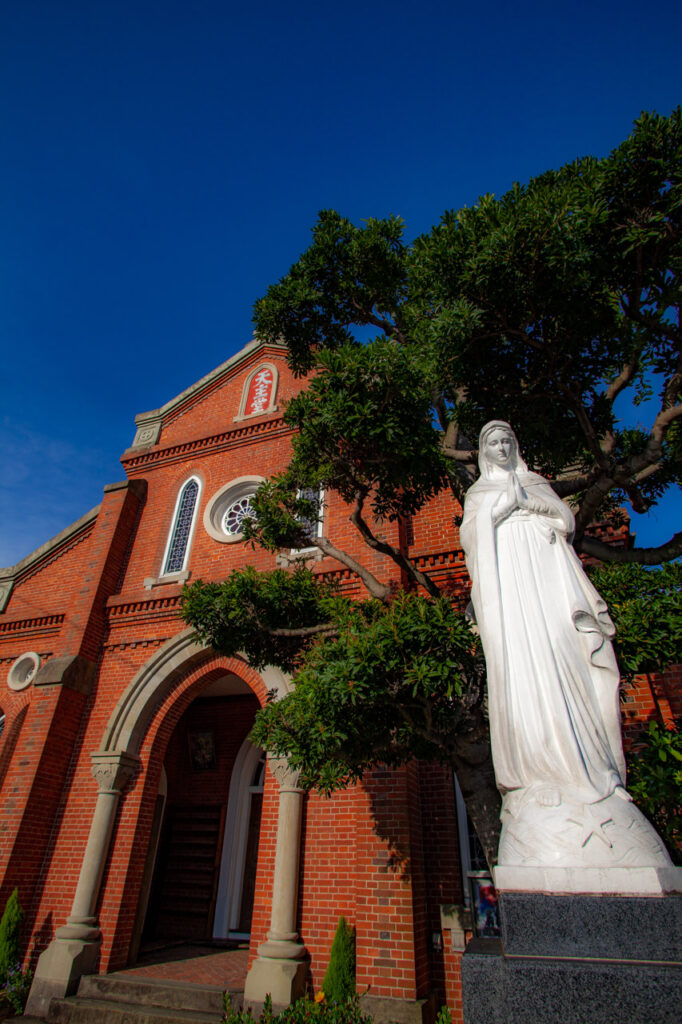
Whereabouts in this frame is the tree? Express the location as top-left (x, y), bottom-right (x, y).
top-left (589, 561), bottom-right (682, 678)
top-left (183, 110), bottom-right (682, 864)
top-left (0, 889), bottom-right (23, 985)
top-left (322, 916), bottom-right (356, 1002)
top-left (588, 561), bottom-right (682, 863)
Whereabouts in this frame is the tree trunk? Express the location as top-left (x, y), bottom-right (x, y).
top-left (452, 749), bottom-right (501, 870)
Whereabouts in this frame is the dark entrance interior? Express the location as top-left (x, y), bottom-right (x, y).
top-left (142, 677), bottom-right (261, 944)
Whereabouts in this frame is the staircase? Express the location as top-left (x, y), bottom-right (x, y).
top-left (152, 805), bottom-right (225, 941)
top-left (46, 974), bottom-right (242, 1024)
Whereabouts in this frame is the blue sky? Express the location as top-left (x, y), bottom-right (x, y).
top-left (1, 0), bottom-right (680, 566)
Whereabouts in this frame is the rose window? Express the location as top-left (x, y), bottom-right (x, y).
top-left (222, 495), bottom-right (256, 536)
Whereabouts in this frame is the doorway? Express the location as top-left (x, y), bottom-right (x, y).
top-left (141, 676), bottom-right (262, 945)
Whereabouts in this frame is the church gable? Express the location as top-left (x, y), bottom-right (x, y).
top-left (128, 339), bottom-right (296, 452)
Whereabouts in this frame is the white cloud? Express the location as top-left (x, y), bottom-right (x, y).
top-left (0, 420), bottom-right (113, 567)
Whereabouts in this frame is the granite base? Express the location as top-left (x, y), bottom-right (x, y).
top-left (461, 891), bottom-right (682, 1024)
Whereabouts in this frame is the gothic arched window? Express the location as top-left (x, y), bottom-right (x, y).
top-left (162, 477), bottom-right (201, 575)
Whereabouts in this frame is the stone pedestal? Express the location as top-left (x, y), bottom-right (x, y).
top-left (462, 890), bottom-right (682, 1024)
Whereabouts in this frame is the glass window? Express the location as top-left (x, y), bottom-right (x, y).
top-left (222, 494), bottom-right (257, 537)
top-left (164, 478), bottom-right (200, 574)
top-left (292, 488), bottom-right (324, 550)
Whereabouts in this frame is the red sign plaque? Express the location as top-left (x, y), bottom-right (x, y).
top-left (245, 366), bottom-right (275, 415)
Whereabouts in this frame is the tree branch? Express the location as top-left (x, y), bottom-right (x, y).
top-left (604, 361), bottom-right (638, 403)
top-left (269, 623), bottom-right (339, 638)
top-left (564, 389), bottom-right (612, 468)
top-left (311, 534), bottom-right (392, 602)
top-left (650, 399), bottom-right (682, 447)
top-left (622, 302), bottom-right (682, 346)
top-left (350, 493), bottom-right (442, 598)
top-left (577, 531), bottom-right (682, 565)
top-left (550, 471), bottom-right (601, 498)
top-left (348, 297), bottom-right (406, 343)
top-left (241, 598), bottom-right (339, 640)
top-left (572, 473), bottom-right (617, 536)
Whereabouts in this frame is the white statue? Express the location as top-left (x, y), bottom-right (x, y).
top-left (461, 420), bottom-right (673, 875)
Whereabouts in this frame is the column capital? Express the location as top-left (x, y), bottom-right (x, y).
top-left (269, 756), bottom-right (304, 793)
top-left (90, 750), bottom-right (140, 794)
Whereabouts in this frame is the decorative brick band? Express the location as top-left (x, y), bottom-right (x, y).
top-left (101, 638), bottom-right (171, 653)
top-left (0, 614), bottom-right (65, 636)
top-left (106, 595), bottom-right (183, 621)
top-left (122, 418), bottom-right (292, 472)
top-left (413, 549), bottom-right (467, 569)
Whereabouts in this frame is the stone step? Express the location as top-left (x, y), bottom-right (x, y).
top-left (78, 974), bottom-right (229, 1013)
top-left (45, 975), bottom-right (244, 1024)
top-left (46, 995), bottom-right (225, 1024)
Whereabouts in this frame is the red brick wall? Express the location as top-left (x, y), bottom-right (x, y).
top-left (622, 666), bottom-right (682, 746)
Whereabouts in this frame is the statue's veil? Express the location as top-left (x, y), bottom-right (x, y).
top-left (478, 420), bottom-right (530, 480)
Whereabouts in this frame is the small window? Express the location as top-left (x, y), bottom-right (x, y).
top-left (162, 477), bottom-right (201, 575)
top-left (291, 488), bottom-right (324, 553)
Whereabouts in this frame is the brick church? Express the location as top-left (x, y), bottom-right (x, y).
top-left (0, 337), bottom-right (678, 1022)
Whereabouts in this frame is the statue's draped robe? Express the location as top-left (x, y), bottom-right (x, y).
top-left (461, 471), bottom-right (626, 805)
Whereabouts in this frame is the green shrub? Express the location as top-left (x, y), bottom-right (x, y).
top-left (322, 916), bottom-right (355, 1003)
top-left (627, 718), bottom-right (682, 864)
top-left (2, 962), bottom-right (33, 1015)
top-left (0, 889), bottom-right (32, 1014)
top-left (222, 993), bottom-right (373, 1023)
top-left (0, 890), bottom-right (23, 985)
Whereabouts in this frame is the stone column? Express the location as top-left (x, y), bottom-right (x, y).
top-left (244, 757), bottom-right (307, 1011)
top-left (26, 751), bottom-right (139, 1018)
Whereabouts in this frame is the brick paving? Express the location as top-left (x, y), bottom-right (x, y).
top-left (118, 942), bottom-right (250, 989)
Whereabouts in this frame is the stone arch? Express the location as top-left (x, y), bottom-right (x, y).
top-left (97, 630), bottom-right (289, 963)
top-left (25, 626), bottom-right (305, 1019)
top-left (26, 629), bottom-right (295, 1017)
top-left (98, 627), bottom-right (290, 760)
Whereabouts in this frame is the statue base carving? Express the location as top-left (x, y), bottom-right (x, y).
top-left (497, 785), bottom-right (675, 879)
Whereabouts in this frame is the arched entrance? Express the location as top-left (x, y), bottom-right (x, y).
top-left (27, 630), bottom-right (307, 1017)
top-left (140, 673), bottom-right (263, 945)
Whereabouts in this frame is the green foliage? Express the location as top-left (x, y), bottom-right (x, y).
top-left (183, 565), bottom-right (498, 861)
top-left (0, 889), bottom-right (31, 1014)
top-left (626, 719), bottom-right (682, 864)
top-left (282, 342), bottom-right (450, 520)
top-left (222, 993), bottom-right (374, 1024)
top-left (1, 962), bottom-right (33, 1015)
top-left (182, 566), bottom-right (345, 673)
top-left (322, 917), bottom-right (356, 1002)
top-left (250, 590), bottom-right (484, 793)
top-left (193, 110), bottom-right (682, 874)
top-left (254, 109), bottom-right (682, 556)
top-left (589, 562), bottom-right (682, 676)
top-left (434, 1008), bottom-right (452, 1024)
top-left (0, 890), bottom-right (23, 985)
top-left (253, 211), bottom-right (408, 374)
top-left (244, 479), bottom-right (326, 553)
